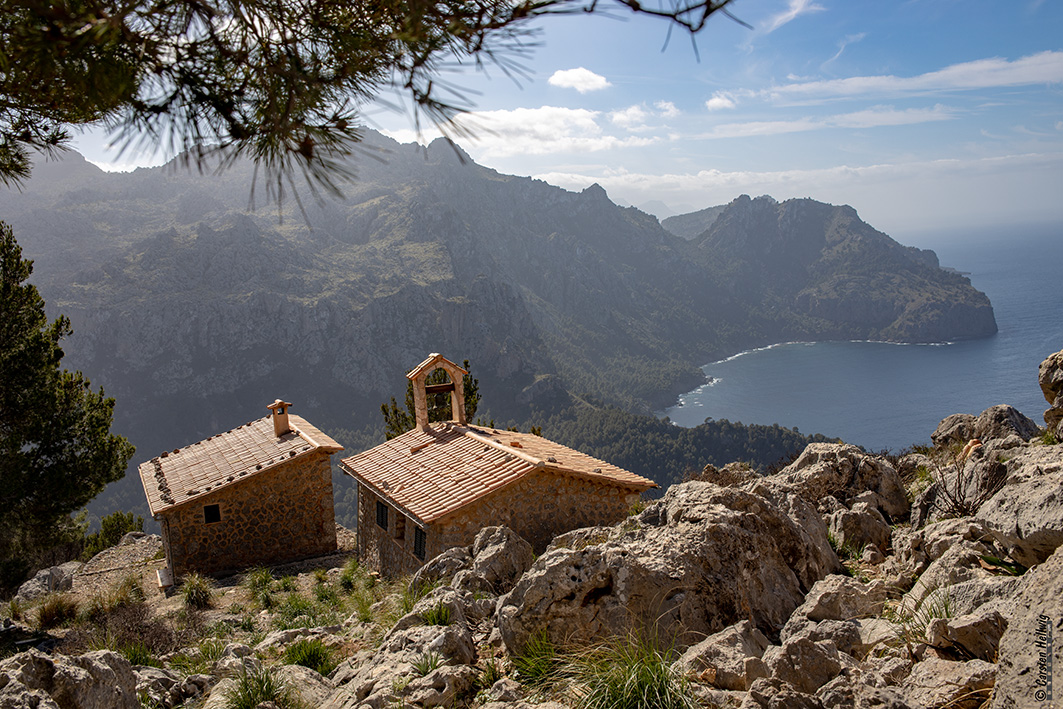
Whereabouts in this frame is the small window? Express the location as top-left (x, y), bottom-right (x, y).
top-left (414, 528), bottom-right (426, 560)
top-left (204, 504), bottom-right (221, 524)
top-left (394, 514), bottom-right (406, 541)
top-left (376, 501), bottom-right (388, 530)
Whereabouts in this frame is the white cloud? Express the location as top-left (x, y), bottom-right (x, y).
top-left (548, 68), bottom-right (612, 93)
top-left (610, 105), bottom-right (650, 129)
top-left (768, 51), bottom-right (1063, 101)
top-left (823, 32), bottom-right (867, 66)
top-left (705, 92), bottom-right (737, 111)
top-left (697, 105), bottom-right (954, 139)
top-left (430, 106), bottom-right (659, 158)
top-left (655, 101), bottom-right (680, 118)
top-left (763, 0), bottom-right (826, 34)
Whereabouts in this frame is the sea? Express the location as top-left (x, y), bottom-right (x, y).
top-left (662, 223), bottom-right (1063, 452)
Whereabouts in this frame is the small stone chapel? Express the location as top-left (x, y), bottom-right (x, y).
top-left (341, 353), bottom-right (657, 578)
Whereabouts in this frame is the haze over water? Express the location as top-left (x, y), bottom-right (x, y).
top-left (663, 224), bottom-right (1063, 452)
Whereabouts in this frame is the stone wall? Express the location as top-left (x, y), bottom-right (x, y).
top-left (161, 451), bottom-right (337, 577)
top-left (359, 470), bottom-right (642, 577)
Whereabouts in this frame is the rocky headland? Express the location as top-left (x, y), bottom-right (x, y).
top-left (3, 350), bottom-right (1061, 709)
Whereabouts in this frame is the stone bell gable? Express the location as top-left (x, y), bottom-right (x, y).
top-left (341, 353), bottom-right (657, 578)
top-left (137, 400), bottom-right (343, 582)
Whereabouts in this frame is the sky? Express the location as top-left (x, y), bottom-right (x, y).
top-left (73, 0), bottom-right (1063, 237)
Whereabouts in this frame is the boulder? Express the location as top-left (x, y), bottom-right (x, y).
top-left (402, 665), bottom-right (480, 708)
top-left (973, 404), bottom-right (1041, 442)
top-left (274, 665), bottom-right (335, 706)
top-left (769, 444), bottom-right (909, 522)
top-left (742, 677), bottom-right (824, 709)
top-left (904, 540), bottom-right (995, 607)
top-left (497, 481), bottom-right (840, 655)
top-left (0, 649), bottom-right (139, 709)
top-left (919, 576), bottom-right (1023, 620)
top-left (14, 561), bottom-right (83, 603)
top-left (925, 609), bottom-right (1007, 662)
top-left (763, 637), bottom-right (843, 695)
top-left (828, 503), bottom-right (891, 554)
top-left (975, 445), bottom-right (1063, 567)
top-left (1039, 348), bottom-right (1063, 438)
top-left (410, 526), bottom-right (534, 597)
top-left (781, 576), bottom-right (887, 643)
top-left (991, 544), bottom-right (1063, 708)
top-left (675, 620), bottom-right (770, 691)
top-left (816, 676), bottom-right (913, 709)
top-left (931, 414), bottom-right (976, 448)
top-left (898, 657), bottom-right (995, 709)
top-left (133, 666), bottom-right (182, 709)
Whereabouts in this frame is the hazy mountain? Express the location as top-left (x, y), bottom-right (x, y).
top-left (661, 203), bottom-right (728, 239)
top-left (1, 131), bottom-right (996, 522)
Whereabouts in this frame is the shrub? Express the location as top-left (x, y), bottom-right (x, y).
top-left (284, 637), bottom-right (337, 676)
top-left (224, 667), bottom-right (297, 709)
top-left (36, 594), bottom-right (79, 630)
top-left (181, 573), bottom-right (215, 610)
top-left (571, 633), bottom-right (696, 709)
top-left (279, 575), bottom-right (298, 592)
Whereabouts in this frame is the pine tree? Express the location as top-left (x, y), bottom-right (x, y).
top-left (380, 359), bottom-right (481, 439)
top-left (0, 221), bottom-right (135, 594)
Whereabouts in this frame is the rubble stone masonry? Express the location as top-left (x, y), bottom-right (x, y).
top-left (161, 451), bottom-right (336, 577)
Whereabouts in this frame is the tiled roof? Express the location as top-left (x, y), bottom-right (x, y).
top-left (339, 423), bottom-right (656, 524)
top-left (407, 353), bottom-right (466, 380)
top-left (137, 414), bottom-right (343, 516)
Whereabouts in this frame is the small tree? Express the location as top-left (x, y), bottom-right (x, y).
top-left (380, 359), bottom-right (481, 439)
top-left (0, 221), bottom-right (134, 594)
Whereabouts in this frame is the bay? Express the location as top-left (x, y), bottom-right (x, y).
top-left (662, 223), bottom-right (1063, 451)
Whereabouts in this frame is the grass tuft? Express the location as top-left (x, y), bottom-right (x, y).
top-left (570, 633), bottom-right (697, 709)
top-left (512, 629), bottom-right (562, 688)
top-left (181, 573), bottom-right (215, 610)
top-left (36, 594), bottom-right (79, 630)
top-left (412, 650), bottom-right (442, 677)
top-left (284, 637), bottom-right (337, 676)
top-left (421, 601), bottom-right (452, 626)
top-left (224, 667), bottom-right (298, 709)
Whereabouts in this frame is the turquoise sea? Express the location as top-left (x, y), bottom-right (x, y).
top-left (662, 223), bottom-right (1063, 451)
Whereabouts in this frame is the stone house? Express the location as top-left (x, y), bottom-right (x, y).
top-left (137, 400), bottom-right (343, 582)
top-left (341, 354), bottom-right (657, 578)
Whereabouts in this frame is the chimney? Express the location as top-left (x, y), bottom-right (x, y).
top-left (267, 399), bottom-right (293, 437)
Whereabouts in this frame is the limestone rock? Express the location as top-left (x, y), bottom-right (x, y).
top-left (675, 620), bottom-right (770, 690)
top-left (133, 666), bottom-right (182, 709)
top-left (403, 665), bottom-right (480, 708)
top-left (497, 481), bottom-right (839, 655)
top-left (0, 649), bottom-right (139, 709)
top-left (1039, 348), bottom-right (1063, 437)
top-left (975, 444), bottom-right (1063, 567)
top-left (781, 576), bottom-right (887, 643)
top-left (274, 665), bottom-right (335, 706)
top-left (411, 526), bottom-right (534, 597)
top-left (904, 540), bottom-right (995, 607)
top-left (828, 503), bottom-right (891, 554)
top-left (742, 676), bottom-right (824, 709)
top-left (200, 678), bottom-right (237, 709)
top-left (770, 444), bottom-right (908, 522)
top-left (918, 576), bottom-right (1022, 620)
top-left (925, 609), bottom-right (1007, 662)
top-left (763, 638), bottom-right (842, 694)
top-left (898, 657), bottom-right (995, 709)
top-left (991, 544), bottom-right (1063, 708)
top-left (14, 561), bottom-right (83, 603)
top-left (973, 404), bottom-right (1041, 442)
top-left (931, 413), bottom-right (977, 447)
top-left (816, 676), bottom-right (914, 709)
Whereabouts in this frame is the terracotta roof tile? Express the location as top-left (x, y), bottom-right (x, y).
top-left (137, 414), bottom-right (343, 516)
top-left (339, 423), bottom-right (655, 524)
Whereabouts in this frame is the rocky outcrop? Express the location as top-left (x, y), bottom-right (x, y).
top-left (497, 481), bottom-right (840, 655)
top-left (15, 562), bottom-right (83, 604)
top-left (675, 621), bottom-right (770, 691)
top-left (768, 444), bottom-right (909, 523)
top-left (0, 649), bottom-right (139, 709)
top-left (991, 544), bottom-right (1063, 708)
top-left (974, 444), bottom-right (1063, 567)
top-left (412, 526), bottom-right (534, 597)
top-left (1039, 348), bottom-right (1063, 439)
top-left (972, 404), bottom-right (1041, 442)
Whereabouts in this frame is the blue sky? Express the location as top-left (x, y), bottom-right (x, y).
top-left (74, 0), bottom-right (1063, 235)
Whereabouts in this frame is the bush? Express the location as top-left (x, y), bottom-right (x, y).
top-left (571, 633), bottom-right (696, 709)
top-left (284, 637), bottom-right (337, 676)
top-left (181, 573), bottom-right (215, 610)
top-left (36, 594), bottom-right (79, 630)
